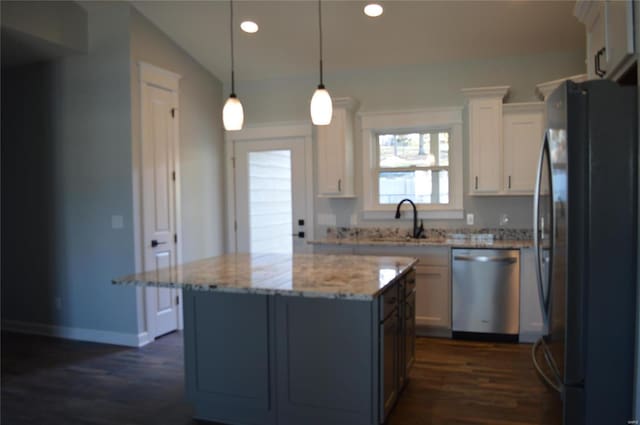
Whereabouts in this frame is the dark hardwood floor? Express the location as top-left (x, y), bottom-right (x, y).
top-left (1, 331), bottom-right (560, 425)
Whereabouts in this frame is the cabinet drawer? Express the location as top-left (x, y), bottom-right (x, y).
top-left (380, 282), bottom-right (399, 320)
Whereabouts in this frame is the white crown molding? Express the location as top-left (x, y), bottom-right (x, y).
top-left (333, 97), bottom-right (359, 111)
top-left (535, 74), bottom-right (588, 100)
top-left (574, 0), bottom-right (598, 25)
top-left (461, 85), bottom-right (510, 100)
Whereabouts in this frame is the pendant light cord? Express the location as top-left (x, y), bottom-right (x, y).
top-left (229, 0), bottom-right (236, 95)
top-left (318, 0), bottom-right (324, 87)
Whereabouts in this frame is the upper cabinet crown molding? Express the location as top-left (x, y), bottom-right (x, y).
top-left (461, 86), bottom-right (510, 99)
top-left (333, 97), bottom-right (359, 111)
top-left (535, 74), bottom-right (588, 101)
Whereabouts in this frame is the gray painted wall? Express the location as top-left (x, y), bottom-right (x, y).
top-left (2, 2), bottom-right (138, 335)
top-left (1, 2), bottom-right (226, 343)
top-left (129, 8), bottom-right (226, 264)
top-left (230, 49), bottom-right (586, 237)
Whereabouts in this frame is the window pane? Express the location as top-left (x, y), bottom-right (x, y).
top-left (249, 150), bottom-right (292, 254)
top-left (378, 170), bottom-right (449, 205)
top-left (378, 131), bottom-right (450, 168)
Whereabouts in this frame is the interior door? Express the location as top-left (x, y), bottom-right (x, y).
top-left (234, 138), bottom-right (308, 254)
top-left (141, 81), bottom-right (180, 338)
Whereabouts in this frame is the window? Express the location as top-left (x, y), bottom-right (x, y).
top-left (377, 131), bottom-right (450, 205)
top-left (361, 108), bottom-right (463, 219)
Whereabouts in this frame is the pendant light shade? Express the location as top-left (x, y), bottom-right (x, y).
top-left (223, 95), bottom-right (244, 131)
top-left (223, 0), bottom-right (244, 131)
top-left (310, 0), bottom-right (332, 125)
top-left (310, 85), bottom-right (332, 125)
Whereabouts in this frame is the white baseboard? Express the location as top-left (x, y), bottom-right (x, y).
top-left (1, 320), bottom-right (151, 347)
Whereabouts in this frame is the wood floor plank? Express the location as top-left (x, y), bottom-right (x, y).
top-left (1, 332), bottom-right (560, 425)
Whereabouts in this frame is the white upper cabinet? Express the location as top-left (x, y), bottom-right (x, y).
top-left (316, 97), bottom-right (357, 197)
top-left (502, 103), bottom-right (544, 195)
top-left (462, 86), bottom-right (510, 195)
top-left (575, 0), bottom-right (636, 81)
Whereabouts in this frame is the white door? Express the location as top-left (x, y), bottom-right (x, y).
top-left (141, 79), bottom-right (180, 338)
top-left (234, 138), bottom-right (308, 254)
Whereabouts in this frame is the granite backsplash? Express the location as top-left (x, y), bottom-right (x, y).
top-left (324, 227), bottom-right (533, 241)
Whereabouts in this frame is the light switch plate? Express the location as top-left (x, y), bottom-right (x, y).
top-left (466, 213), bottom-right (474, 226)
top-left (111, 215), bottom-right (124, 229)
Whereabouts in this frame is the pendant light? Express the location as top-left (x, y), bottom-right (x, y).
top-left (223, 0), bottom-right (244, 131)
top-left (310, 0), bottom-right (332, 125)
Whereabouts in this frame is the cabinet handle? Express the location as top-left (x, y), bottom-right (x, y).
top-left (475, 176), bottom-right (478, 190)
top-left (595, 47), bottom-right (607, 78)
top-left (508, 175), bottom-right (512, 189)
top-left (338, 179), bottom-right (342, 192)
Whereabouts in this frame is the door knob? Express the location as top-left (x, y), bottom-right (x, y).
top-left (151, 240), bottom-right (167, 248)
top-left (291, 232), bottom-right (305, 238)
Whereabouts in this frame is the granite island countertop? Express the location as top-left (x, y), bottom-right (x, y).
top-left (308, 237), bottom-right (533, 249)
top-left (112, 253), bottom-right (417, 301)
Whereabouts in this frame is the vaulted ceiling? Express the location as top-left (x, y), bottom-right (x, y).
top-left (131, 0), bottom-right (585, 84)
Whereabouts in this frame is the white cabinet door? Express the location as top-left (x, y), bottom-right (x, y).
top-left (469, 98), bottom-right (503, 193)
top-left (463, 86), bottom-right (509, 195)
top-left (519, 248), bottom-right (547, 343)
top-left (503, 103), bottom-right (544, 195)
top-left (576, 0), bottom-right (635, 80)
top-left (415, 264), bottom-right (450, 334)
top-left (604, 0), bottom-right (635, 77)
top-left (316, 98), bottom-right (356, 197)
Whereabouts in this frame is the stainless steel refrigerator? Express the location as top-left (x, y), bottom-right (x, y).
top-left (533, 80), bottom-right (637, 425)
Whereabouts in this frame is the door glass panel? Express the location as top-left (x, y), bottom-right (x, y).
top-left (248, 150), bottom-right (293, 254)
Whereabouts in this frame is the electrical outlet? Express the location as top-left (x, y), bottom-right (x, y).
top-left (499, 213), bottom-right (509, 226)
top-left (466, 213), bottom-right (474, 226)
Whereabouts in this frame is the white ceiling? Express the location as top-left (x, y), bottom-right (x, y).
top-left (131, 0), bottom-right (585, 84)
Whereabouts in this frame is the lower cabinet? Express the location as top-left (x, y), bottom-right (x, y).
top-left (415, 264), bottom-right (450, 335)
top-left (355, 246), bottom-right (452, 337)
top-left (519, 247), bottom-right (547, 342)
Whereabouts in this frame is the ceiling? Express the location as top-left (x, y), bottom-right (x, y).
top-left (131, 0), bottom-right (585, 84)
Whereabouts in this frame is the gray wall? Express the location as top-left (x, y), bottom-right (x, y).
top-left (1, 2), bottom-right (226, 344)
top-left (231, 49), bottom-right (586, 236)
top-left (1, 2), bottom-right (139, 335)
top-left (129, 9), bottom-right (226, 265)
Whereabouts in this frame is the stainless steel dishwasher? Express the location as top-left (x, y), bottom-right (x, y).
top-left (452, 249), bottom-right (520, 340)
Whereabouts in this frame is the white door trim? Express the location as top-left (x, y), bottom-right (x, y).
top-left (224, 121), bottom-right (314, 253)
top-left (133, 61), bottom-right (184, 344)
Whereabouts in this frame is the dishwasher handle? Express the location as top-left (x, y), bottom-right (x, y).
top-left (453, 255), bottom-right (518, 264)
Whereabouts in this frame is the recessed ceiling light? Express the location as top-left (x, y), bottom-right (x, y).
top-left (364, 3), bottom-right (383, 17)
top-left (240, 21), bottom-right (259, 33)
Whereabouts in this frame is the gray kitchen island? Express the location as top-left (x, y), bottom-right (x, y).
top-left (113, 253), bottom-right (417, 425)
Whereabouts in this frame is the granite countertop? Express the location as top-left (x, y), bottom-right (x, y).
top-left (112, 253), bottom-right (417, 301)
top-left (308, 238), bottom-right (534, 249)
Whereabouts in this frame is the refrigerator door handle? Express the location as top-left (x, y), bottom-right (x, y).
top-left (533, 135), bottom-right (550, 326)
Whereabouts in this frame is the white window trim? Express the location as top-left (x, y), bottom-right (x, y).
top-left (360, 107), bottom-right (464, 220)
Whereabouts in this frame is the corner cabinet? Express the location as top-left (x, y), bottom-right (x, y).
top-left (502, 103), bottom-right (544, 195)
top-left (316, 97), bottom-right (358, 198)
top-left (462, 86), bottom-right (510, 195)
top-left (575, 0), bottom-right (636, 81)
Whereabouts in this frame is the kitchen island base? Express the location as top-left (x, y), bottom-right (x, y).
top-left (183, 275), bottom-right (414, 425)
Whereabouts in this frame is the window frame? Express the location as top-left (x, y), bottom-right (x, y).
top-left (360, 107), bottom-right (464, 220)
